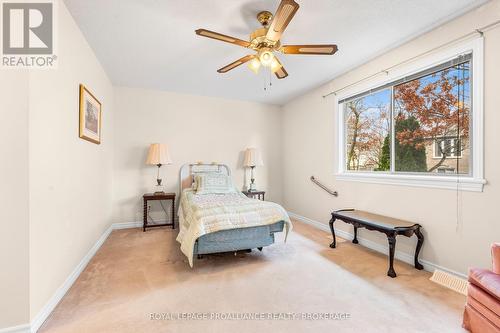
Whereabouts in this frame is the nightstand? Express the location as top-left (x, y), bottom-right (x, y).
top-left (242, 190), bottom-right (265, 201)
top-left (143, 193), bottom-right (176, 231)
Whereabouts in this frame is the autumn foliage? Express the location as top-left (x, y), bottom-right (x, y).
top-left (394, 63), bottom-right (470, 171)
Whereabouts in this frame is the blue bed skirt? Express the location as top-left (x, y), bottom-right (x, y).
top-left (193, 221), bottom-right (285, 256)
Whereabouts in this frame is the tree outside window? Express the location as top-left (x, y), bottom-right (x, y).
top-left (345, 89), bottom-right (391, 171)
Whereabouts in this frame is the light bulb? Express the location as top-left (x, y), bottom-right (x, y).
top-left (248, 57), bottom-right (261, 74)
top-left (259, 50), bottom-right (274, 67)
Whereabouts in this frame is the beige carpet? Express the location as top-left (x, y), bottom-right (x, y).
top-left (39, 220), bottom-right (467, 333)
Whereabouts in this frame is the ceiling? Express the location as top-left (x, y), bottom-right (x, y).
top-left (65, 0), bottom-right (488, 105)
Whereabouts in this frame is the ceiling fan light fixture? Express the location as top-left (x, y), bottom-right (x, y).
top-left (195, 0), bottom-right (338, 81)
top-left (248, 57), bottom-right (261, 74)
top-left (259, 49), bottom-right (274, 67)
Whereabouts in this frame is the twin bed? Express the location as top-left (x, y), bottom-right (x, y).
top-left (175, 163), bottom-right (291, 266)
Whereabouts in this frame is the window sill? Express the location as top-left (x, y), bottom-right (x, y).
top-left (335, 172), bottom-right (486, 192)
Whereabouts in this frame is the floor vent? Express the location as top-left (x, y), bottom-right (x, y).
top-left (430, 269), bottom-right (468, 295)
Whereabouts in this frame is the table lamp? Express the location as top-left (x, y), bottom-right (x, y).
top-left (244, 148), bottom-right (263, 192)
top-left (146, 143), bottom-right (172, 194)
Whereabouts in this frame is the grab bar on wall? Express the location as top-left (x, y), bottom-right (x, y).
top-left (310, 176), bottom-right (338, 197)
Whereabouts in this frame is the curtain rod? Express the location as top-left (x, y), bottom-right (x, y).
top-left (322, 19), bottom-right (500, 99)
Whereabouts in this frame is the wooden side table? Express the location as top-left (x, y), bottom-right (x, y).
top-left (143, 193), bottom-right (176, 232)
top-left (242, 190), bottom-right (265, 201)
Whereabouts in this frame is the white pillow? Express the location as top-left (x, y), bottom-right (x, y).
top-left (195, 173), bottom-right (236, 194)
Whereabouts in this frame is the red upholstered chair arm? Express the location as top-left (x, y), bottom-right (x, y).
top-left (492, 243), bottom-right (500, 275)
top-left (469, 268), bottom-right (500, 301)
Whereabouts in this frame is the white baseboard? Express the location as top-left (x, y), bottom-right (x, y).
top-left (113, 221), bottom-right (143, 229)
top-left (0, 324), bottom-right (30, 333)
top-left (288, 211), bottom-right (467, 280)
top-left (27, 221), bottom-right (145, 333)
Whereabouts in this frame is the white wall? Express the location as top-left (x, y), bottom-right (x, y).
top-left (0, 72), bottom-right (30, 328)
top-left (282, 0), bottom-right (500, 276)
top-left (28, 0), bottom-right (114, 320)
top-left (112, 87), bottom-right (282, 223)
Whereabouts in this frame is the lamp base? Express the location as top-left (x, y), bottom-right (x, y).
top-left (249, 182), bottom-right (257, 192)
top-left (249, 166), bottom-right (257, 192)
top-left (154, 184), bottom-right (165, 195)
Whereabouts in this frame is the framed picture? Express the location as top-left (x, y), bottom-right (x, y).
top-left (79, 84), bottom-right (102, 144)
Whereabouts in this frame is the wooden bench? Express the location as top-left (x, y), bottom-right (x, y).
top-left (329, 209), bottom-right (424, 278)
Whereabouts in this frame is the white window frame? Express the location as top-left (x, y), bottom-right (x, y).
top-left (335, 37), bottom-right (485, 192)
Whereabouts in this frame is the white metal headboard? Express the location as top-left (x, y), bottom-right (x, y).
top-left (178, 163), bottom-right (231, 194)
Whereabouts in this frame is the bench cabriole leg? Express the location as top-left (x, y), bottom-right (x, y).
top-left (387, 234), bottom-right (397, 278)
top-left (329, 217), bottom-right (336, 248)
top-left (353, 226), bottom-right (359, 244)
top-left (414, 227), bottom-right (424, 270)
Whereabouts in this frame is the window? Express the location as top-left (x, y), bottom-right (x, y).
top-left (344, 89), bottom-right (391, 172)
top-left (433, 138), bottom-right (462, 159)
top-left (337, 38), bottom-right (485, 191)
top-left (343, 55), bottom-right (470, 175)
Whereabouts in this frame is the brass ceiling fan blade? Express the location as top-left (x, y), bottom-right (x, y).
top-left (274, 66), bottom-right (288, 79)
top-left (281, 44), bottom-right (338, 55)
top-left (266, 0), bottom-right (300, 42)
top-left (217, 55), bottom-right (255, 73)
top-left (273, 57), bottom-right (288, 79)
top-left (195, 29), bottom-right (251, 48)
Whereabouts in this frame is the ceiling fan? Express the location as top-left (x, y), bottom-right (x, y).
top-left (195, 0), bottom-right (338, 79)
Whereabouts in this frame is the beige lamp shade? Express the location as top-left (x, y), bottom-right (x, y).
top-left (146, 143), bottom-right (172, 165)
top-left (243, 148), bottom-right (263, 167)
